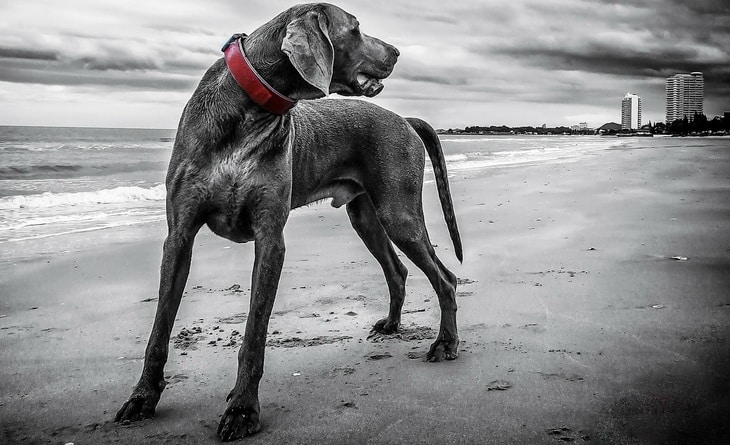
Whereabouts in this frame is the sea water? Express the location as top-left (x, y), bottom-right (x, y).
top-left (1, 125), bottom-right (720, 266)
top-left (0, 126), bottom-right (173, 265)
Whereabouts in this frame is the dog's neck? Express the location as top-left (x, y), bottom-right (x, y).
top-left (223, 36), bottom-right (297, 115)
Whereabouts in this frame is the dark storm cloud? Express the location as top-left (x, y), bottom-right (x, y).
top-left (397, 73), bottom-right (468, 86)
top-left (0, 60), bottom-right (195, 91)
top-left (474, 0), bottom-right (730, 102)
top-left (646, 0), bottom-right (730, 15)
top-left (0, 25), bottom-right (218, 90)
top-left (0, 47), bottom-right (59, 61)
top-left (77, 57), bottom-right (160, 72)
top-left (494, 41), bottom-right (726, 79)
top-left (0, 44), bottom-right (203, 91)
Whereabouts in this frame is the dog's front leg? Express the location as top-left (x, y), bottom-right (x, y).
top-left (116, 227), bottom-right (199, 422)
top-left (218, 233), bottom-right (285, 441)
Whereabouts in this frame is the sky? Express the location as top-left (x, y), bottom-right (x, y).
top-left (1, 0), bottom-right (729, 129)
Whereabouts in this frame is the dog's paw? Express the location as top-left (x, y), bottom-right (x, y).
top-left (115, 394), bottom-right (157, 423)
top-left (426, 338), bottom-right (459, 362)
top-left (217, 405), bottom-right (261, 441)
top-left (372, 317), bottom-right (400, 335)
top-left (115, 380), bottom-right (165, 424)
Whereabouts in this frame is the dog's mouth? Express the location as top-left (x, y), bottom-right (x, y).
top-left (331, 62), bottom-right (394, 98)
top-left (355, 72), bottom-right (384, 97)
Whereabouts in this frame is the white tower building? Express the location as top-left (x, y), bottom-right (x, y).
top-left (621, 93), bottom-right (642, 130)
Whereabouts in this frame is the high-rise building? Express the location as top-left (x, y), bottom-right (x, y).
top-left (665, 72), bottom-right (704, 124)
top-left (621, 93), bottom-right (642, 130)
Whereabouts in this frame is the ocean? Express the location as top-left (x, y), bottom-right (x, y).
top-left (0, 126), bottom-right (173, 265)
top-left (1, 125), bottom-right (723, 266)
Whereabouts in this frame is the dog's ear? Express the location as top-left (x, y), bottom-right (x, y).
top-left (281, 11), bottom-right (334, 97)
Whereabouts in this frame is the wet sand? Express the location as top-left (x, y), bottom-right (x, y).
top-left (1, 139), bottom-right (729, 444)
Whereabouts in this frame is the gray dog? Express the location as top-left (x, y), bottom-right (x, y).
top-left (116, 3), bottom-right (462, 440)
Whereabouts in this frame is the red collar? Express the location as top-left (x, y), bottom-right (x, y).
top-left (222, 34), bottom-right (297, 115)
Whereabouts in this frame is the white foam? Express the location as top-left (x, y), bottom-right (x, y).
top-left (0, 212), bottom-right (112, 232)
top-left (0, 184), bottom-right (166, 210)
top-left (5, 213), bottom-right (165, 242)
top-left (444, 153), bottom-right (469, 162)
top-left (439, 138), bottom-right (493, 143)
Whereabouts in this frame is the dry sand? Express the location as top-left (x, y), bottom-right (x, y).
top-left (1, 139), bottom-right (729, 444)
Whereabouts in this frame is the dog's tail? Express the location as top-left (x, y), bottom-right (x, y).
top-left (406, 117), bottom-right (463, 263)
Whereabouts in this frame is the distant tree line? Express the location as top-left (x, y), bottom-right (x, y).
top-left (663, 112), bottom-right (730, 136)
top-left (447, 125), bottom-right (574, 135)
top-left (441, 112), bottom-right (730, 136)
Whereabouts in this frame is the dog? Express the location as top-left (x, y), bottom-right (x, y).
top-left (115, 3), bottom-right (462, 440)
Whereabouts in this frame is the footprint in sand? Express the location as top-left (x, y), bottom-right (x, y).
top-left (266, 335), bottom-right (352, 348)
top-left (165, 373), bottom-right (189, 385)
top-left (546, 426), bottom-right (591, 442)
top-left (367, 352), bottom-right (393, 360)
top-left (216, 313), bottom-right (247, 324)
top-left (368, 324), bottom-right (436, 343)
top-left (539, 372), bottom-right (585, 382)
top-left (519, 323), bottom-right (546, 333)
top-left (486, 380), bottom-right (513, 391)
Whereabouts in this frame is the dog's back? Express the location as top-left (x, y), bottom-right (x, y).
top-left (290, 99), bottom-right (462, 261)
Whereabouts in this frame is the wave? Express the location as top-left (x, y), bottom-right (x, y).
top-left (0, 161), bottom-right (167, 180)
top-left (439, 138), bottom-right (493, 143)
top-left (0, 184), bottom-right (166, 210)
top-left (2, 212), bottom-right (165, 242)
top-left (444, 153), bottom-right (469, 162)
top-left (441, 142), bottom-right (618, 171)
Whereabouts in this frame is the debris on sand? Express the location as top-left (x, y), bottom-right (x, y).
top-left (298, 313), bottom-right (321, 318)
top-left (670, 255), bottom-right (689, 261)
top-left (216, 313), bottom-right (247, 324)
top-left (332, 366), bottom-right (356, 376)
top-left (546, 426), bottom-right (591, 442)
top-left (368, 324), bottom-right (437, 342)
top-left (367, 352), bottom-right (393, 361)
top-left (173, 326), bottom-right (204, 350)
top-left (486, 380), bottom-right (512, 391)
top-left (402, 308), bottom-right (426, 314)
top-left (266, 335), bottom-right (351, 348)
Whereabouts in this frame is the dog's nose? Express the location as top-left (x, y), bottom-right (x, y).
top-left (391, 45), bottom-right (400, 58)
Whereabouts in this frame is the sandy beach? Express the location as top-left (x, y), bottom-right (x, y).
top-left (1, 137), bottom-right (729, 444)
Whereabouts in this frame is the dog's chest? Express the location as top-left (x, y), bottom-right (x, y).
top-left (201, 145), bottom-right (291, 243)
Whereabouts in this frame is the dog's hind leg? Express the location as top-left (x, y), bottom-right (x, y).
top-left (116, 216), bottom-right (202, 422)
top-left (346, 194), bottom-right (408, 334)
top-left (377, 204), bottom-right (459, 362)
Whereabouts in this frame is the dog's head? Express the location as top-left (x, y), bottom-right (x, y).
top-left (280, 3), bottom-right (399, 98)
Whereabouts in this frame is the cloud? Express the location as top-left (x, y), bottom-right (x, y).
top-left (0, 0), bottom-right (728, 128)
top-left (0, 24), bottom-right (222, 92)
top-left (0, 47), bottom-right (59, 61)
top-left (464, 0), bottom-right (730, 104)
